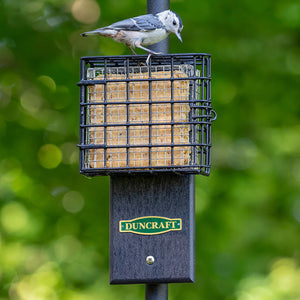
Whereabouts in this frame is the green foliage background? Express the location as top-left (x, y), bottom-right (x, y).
top-left (1, 0), bottom-right (300, 299)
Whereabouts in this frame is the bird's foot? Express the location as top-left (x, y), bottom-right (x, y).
top-left (146, 53), bottom-right (152, 66)
top-left (149, 50), bottom-right (163, 55)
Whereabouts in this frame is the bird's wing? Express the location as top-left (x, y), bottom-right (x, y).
top-left (107, 14), bottom-right (164, 31)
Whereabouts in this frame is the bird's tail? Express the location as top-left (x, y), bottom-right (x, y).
top-left (80, 28), bottom-right (116, 37)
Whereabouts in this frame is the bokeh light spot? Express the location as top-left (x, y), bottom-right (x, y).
top-left (20, 90), bottom-right (43, 114)
top-left (11, 262), bottom-right (62, 300)
top-left (72, 0), bottom-right (100, 24)
top-left (23, 1), bottom-right (43, 15)
top-left (38, 75), bottom-right (56, 92)
top-left (62, 191), bottom-right (85, 213)
top-left (0, 202), bottom-right (30, 234)
top-left (38, 144), bottom-right (62, 169)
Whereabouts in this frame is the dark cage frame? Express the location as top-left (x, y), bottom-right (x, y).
top-left (78, 53), bottom-right (216, 176)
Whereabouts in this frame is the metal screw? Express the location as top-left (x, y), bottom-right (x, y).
top-left (146, 256), bottom-right (155, 265)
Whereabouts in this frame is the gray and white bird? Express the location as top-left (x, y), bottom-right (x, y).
top-left (81, 10), bottom-right (183, 55)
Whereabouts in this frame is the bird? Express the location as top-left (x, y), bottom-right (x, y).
top-left (80, 10), bottom-right (183, 56)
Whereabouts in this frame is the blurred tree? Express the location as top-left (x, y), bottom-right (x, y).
top-left (0, 0), bottom-right (300, 299)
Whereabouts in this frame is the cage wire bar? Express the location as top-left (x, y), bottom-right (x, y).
top-left (78, 54), bottom-right (215, 176)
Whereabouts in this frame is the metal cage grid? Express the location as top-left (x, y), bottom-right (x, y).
top-left (78, 54), bottom-right (215, 176)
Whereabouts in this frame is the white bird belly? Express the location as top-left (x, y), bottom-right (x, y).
top-left (139, 29), bottom-right (169, 45)
top-left (116, 29), bottom-right (168, 46)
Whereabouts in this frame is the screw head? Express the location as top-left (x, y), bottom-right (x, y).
top-left (146, 256), bottom-right (155, 265)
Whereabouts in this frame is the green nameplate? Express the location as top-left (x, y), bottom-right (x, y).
top-left (119, 216), bottom-right (182, 235)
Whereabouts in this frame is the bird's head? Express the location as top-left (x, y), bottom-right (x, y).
top-left (157, 10), bottom-right (183, 42)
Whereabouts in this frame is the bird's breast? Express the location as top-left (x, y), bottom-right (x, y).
top-left (140, 29), bottom-right (169, 45)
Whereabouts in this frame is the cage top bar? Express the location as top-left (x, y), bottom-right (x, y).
top-left (80, 53), bottom-right (211, 61)
top-left (78, 54), bottom-right (212, 76)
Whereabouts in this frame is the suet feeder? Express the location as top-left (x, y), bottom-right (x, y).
top-left (78, 53), bottom-right (216, 289)
top-left (78, 54), bottom-right (216, 176)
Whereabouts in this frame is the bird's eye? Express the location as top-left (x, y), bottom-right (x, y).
top-left (173, 20), bottom-right (177, 26)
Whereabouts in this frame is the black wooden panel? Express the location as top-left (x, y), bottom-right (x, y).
top-left (110, 174), bottom-right (195, 284)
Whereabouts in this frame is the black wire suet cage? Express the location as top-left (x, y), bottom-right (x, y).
top-left (78, 53), bottom-right (216, 176)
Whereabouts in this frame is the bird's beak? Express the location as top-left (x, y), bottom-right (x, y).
top-left (176, 31), bottom-right (182, 42)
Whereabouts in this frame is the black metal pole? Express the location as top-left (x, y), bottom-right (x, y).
top-left (146, 2), bottom-right (169, 300)
top-left (146, 284), bottom-right (168, 300)
top-left (147, 0), bottom-right (170, 54)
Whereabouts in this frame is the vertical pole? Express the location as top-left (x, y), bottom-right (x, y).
top-left (146, 2), bottom-right (169, 300)
top-left (147, 0), bottom-right (170, 54)
top-left (146, 284), bottom-right (168, 300)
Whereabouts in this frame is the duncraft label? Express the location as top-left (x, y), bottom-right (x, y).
top-left (119, 216), bottom-right (182, 235)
